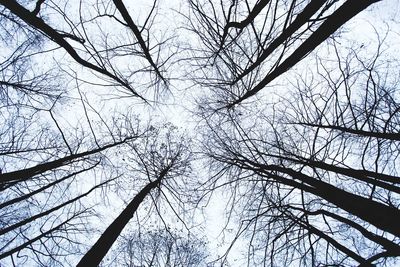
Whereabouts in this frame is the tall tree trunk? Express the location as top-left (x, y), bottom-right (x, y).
top-left (0, 138), bottom-right (132, 186)
top-left (0, 177), bottom-right (114, 235)
top-left (231, 0), bottom-right (326, 84)
top-left (228, 0), bottom-right (381, 107)
top-left (0, 164), bottom-right (98, 209)
top-left (77, 167), bottom-right (170, 267)
top-left (264, 165), bottom-right (400, 237)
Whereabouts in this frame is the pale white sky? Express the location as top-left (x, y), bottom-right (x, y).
top-left (1, 0), bottom-right (399, 266)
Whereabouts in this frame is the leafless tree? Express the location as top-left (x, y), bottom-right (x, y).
top-left (200, 37), bottom-right (400, 266)
top-left (0, 0), bottom-right (396, 266)
top-left (0, 0), bottom-right (178, 265)
top-left (77, 124), bottom-right (193, 266)
top-left (1, 0), bottom-right (172, 101)
top-left (0, 114), bottom-right (154, 266)
top-left (186, 0), bottom-right (381, 110)
top-left (100, 227), bottom-right (209, 267)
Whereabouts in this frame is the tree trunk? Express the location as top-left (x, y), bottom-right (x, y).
top-left (76, 169), bottom-right (168, 267)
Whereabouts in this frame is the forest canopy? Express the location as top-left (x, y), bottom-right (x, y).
top-left (0, 0), bottom-right (399, 266)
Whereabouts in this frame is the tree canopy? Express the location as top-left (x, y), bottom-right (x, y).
top-left (0, 0), bottom-right (399, 266)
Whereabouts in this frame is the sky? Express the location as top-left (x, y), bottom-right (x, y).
top-left (1, 0), bottom-right (400, 266)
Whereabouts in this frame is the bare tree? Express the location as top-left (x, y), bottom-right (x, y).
top-left (1, 0), bottom-right (172, 101)
top-left (0, 117), bottom-right (151, 266)
top-left (200, 37), bottom-right (400, 266)
top-left (102, 227), bottom-right (209, 267)
top-left (0, 0), bottom-right (396, 266)
top-left (0, 0), bottom-right (177, 264)
top-left (78, 124), bottom-right (193, 266)
top-left (186, 0), bottom-right (381, 109)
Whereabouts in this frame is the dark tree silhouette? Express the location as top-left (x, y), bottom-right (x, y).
top-left (0, 0), bottom-right (396, 266)
top-left (0, 0), bottom-right (175, 264)
top-left (1, 0), bottom-right (170, 101)
top-left (201, 38), bottom-right (400, 266)
top-left (101, 228), bottom-right (209, 267)
top-left (78, 125), bottom-right (193, 266)
top-left (187, 0), bottom-right (381, 109)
